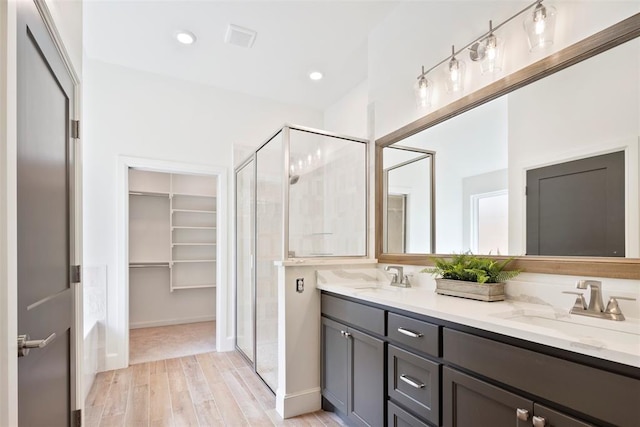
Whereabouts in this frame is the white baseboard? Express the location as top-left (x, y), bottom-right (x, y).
top-left (129, 315), bottom-right (216, 329)
top-left (216, 334), bottom-right (235, 352)
top-left (276, 387), bottom-right (322, 419)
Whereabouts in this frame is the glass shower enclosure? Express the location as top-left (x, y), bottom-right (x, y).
top-left (235, 125), bottom-right (368, 392)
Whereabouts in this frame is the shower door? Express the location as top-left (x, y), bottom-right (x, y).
top-left (235, 159), bottom-right (255, 363)
top-left (255, 133), bottom-right (283, 391)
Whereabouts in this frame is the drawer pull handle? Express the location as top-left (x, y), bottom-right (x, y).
top-left (397, 327), bottom-right (423, 338)
top-left (516, 408), bottom-right (529, 421)
top-left (532, 416), bottom-right (546, 427)
top-left (400, 374), bottom-right (425, 389)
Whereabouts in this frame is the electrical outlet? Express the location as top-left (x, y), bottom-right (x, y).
top-left (296, 278), bottom-right (304, 293)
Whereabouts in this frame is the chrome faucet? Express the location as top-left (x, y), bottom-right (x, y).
top-left (563, 280), bottom-right (636, 321)
top-left (384, 265), bottom-right (411, 288)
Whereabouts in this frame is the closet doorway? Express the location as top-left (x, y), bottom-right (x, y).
top-left (127, 167), bottom-right (222, 365)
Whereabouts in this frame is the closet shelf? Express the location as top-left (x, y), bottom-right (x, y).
top-left (172, 208), bottom-right (216, 214)
top-left (172, 226), bottom-right (216, 230)
top-left (172, 192), bottom-right (215, 198)
top-left (172, 243), bottom-right (216, 246)
top-left (172, 259), bottom-right (216, 263)
top-left (171, 283), bottom-right (216, 290)
top-left (129, 191), bottom-right (170, 198)
top-left (130, 262), bottom-right (170, 268)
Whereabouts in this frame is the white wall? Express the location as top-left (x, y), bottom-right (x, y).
top-left (1, 0), bottom-right (82, 423)
top-left (324, 80), bottom-right (368, 138)
top-left (368, 1), bottom-right (640, 138)
top-left (82, 58), bottom-right (322, 371)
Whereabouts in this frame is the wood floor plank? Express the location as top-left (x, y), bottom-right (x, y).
top-left (150, 359), bottom-right (167, 374)
top-left (86, 370), bottom-right (115, 407)
top-left (125, 384), bottom-right (149, 426)
top-left (149, 372), bottom-right (173, 423)
top-left (132, 362), bottom-right (150, 386)
top-left (180, 355), bottom-right (213, 404)
top-left (99, 414), bottom-right (126, 427)
top-left (102, 367), bottom-right (133, 417)
top-left (193, 400), bottom-right (225, 426)
top-left (222, 370), bottom-right (273, 426)
top-left (196, 353), bottom-right (224, 386)
top-left (311, 410), bottom-right (348, 426)
top-left (209, 351), bottom-right (235, 373)
top-left (169, 390), bottom-right (199, 427)
top-left (85, 404), bottom-right (104, 427)
top-left (207, 377), bottom-right (249, 426)
top-left (237, 366), bottom-right (276, 410)
top-left (149, 418), bottom-right (175, 427)
top-left (225, 351), bottom-right (250, 370)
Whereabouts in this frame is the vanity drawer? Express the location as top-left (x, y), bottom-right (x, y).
top-left (388, 344), bottom-right (440, 426)
top-left (443, 328), bottom-right (640, 427)
top-left (321, 293), bottom-right (385, 336)
top-left (388, 312), bottom-right (440, 357)
top-left (388, 401), bottom-right (431, 427)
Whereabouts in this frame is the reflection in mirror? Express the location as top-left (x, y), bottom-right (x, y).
top-left (383, 37), bottom-right (639, 258)
top-left (383, 146), bottom-right (434, 254)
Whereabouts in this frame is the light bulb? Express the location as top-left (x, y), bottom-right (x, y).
top-left (414, 72), bottom-right (432, 109)
top-left (524, 1), bottom-right (556, 52)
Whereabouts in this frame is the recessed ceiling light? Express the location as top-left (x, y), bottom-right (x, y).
top-left (309, 71), bottom-right (323, 81)
top-left (175, 31), bottom-right (196, 45)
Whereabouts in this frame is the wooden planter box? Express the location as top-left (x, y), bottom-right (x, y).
top-left (435, 278), bottom-right (505, 302)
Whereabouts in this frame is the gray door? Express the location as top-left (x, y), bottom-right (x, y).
top-left (349, 328), bottom-right (384, 427)
top-left (526, 151), bottom-right (625, 257)
top-left (17, 1), bottom-right (76, 425)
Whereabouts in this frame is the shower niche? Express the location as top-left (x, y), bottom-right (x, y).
top-left (235, 125), bottom-right (368, 392)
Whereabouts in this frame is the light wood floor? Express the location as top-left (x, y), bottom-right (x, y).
top-left (85, 351), bottom-right (346, 426)
top-left (129, 322), bottom-right (216, 365)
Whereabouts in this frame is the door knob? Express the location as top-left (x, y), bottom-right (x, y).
top-left (18, 332), bottom-right (56, 357)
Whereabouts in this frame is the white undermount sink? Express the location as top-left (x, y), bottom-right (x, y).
top-left (492, 309), bottom-right (640, 347)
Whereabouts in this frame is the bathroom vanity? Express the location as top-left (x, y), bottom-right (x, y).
top-left (317, 274), bottom-right (640, 427)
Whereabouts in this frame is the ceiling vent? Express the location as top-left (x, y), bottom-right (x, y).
top-left (224, 24), bottom-right (257, 48)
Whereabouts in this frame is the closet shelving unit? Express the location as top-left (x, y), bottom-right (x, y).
top-left (129, 169), bottom-right (217, 292)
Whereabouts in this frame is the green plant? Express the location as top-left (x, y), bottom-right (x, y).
top-left (421, 253), bottom-right (520, 284)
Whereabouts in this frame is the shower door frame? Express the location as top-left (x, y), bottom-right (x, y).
top-left (234, 124), bottom-right (370, 391)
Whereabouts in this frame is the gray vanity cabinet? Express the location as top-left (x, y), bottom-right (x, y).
top-left (442, 366), bottom-right (533, 427)
top-left (442, 367), bottom-right (594, 427)
top-left (321, 317), bottom-right (349, 414)
top-left (321, 294), bottom-right (385, 427)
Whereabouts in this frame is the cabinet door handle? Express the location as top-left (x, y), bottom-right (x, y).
top-left (340, 330), bottom-right (346, 336)
top-left (343, 332), bottom-right (351, 338)
top-left (516, 408), bottom-right (529, 421)
top-left (399, 374), bottom-right (425, 389)
top-left (397, 327), bottom-right (423, 338)
top-left (532, 416), bottom-right (547, 427)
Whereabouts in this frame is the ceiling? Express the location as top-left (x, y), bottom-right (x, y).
top-left (83, 0), bottom-right (399, 110)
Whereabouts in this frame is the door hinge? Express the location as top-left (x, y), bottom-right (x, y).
top-left (72, 409), bottom-right (81, 427)
top-left (71, 265), bottom-right (81, 284)
top-left (71, 120), bottom-right (80, 139)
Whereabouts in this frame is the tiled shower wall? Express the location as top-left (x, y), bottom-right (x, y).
top-left (289, 142), bottom-right (366, 257)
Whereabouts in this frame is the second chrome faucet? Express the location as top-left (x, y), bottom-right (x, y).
top-left (563, 280), bottom-right (636, 321)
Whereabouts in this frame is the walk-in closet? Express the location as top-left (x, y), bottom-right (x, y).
top-left (128, 168), bottom-right (218, 363)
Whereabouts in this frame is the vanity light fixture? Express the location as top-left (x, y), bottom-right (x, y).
top-left (414, 66), bottom-right (433, 108)
top-left (524, 0), bottom-right (557, 51)
top-left (446, 45), bottom-right (465, 93)
top-left (480, 21), bottom-right (503, 74)
top-left (175, 30), bottom-right (196, 45)
top-left (413, 0), bottom-right (557, 108)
